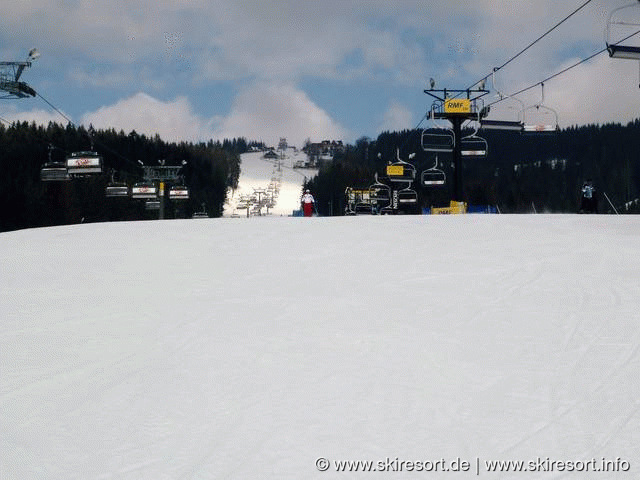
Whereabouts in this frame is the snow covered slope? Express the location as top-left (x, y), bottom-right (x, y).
top-left (1, 215), bottom-right (639, 479)
top-left (224, 150), bottom-right (317, 217)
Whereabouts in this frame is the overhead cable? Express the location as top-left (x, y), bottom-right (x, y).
top-left (488, 27), bottom-right (640, 109)
top-left (465, 0), bottom-right (595, 90)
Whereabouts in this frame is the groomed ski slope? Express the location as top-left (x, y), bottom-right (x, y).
top-left (224, 150), bottom-right (316, 217)
top-left (1, 215), bottom-right (639, 479)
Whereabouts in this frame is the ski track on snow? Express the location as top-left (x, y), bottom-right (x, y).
top-left (1, 215), bottom-right (639, 479)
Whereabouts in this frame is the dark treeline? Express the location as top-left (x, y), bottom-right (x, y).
top-left (306, 120), bottom-right (640, 215)
top-left (0, 121), bottom-right (245, 232)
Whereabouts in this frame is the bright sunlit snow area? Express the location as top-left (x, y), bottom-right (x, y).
top-left (1, 215), bottom-right (639, 479)
top-left (224, 150), bottom-right (317, 217)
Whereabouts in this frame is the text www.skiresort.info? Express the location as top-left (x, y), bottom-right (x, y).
top-left (315, 456), bottom-right (632, 474)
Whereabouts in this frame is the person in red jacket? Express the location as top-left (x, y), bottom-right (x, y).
top-left (301, 189), bottom-right (315, 217)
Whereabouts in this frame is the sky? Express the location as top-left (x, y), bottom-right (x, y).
top-left (1, 0), bottom-right (640, 147)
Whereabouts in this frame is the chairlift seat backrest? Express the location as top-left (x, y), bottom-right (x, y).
top-left (66, 151), bottom-right (103, 175)
top-left (131, 183), bottom-right (158, 199)
top-left (397, 188), bottom-right (418, 204)
top-left (41, 163), bottom-right (70, 182)
top-left (422, 169), bottom-right (446, 186)
top-left (480, 119), bottom-right (524, 131)
top-left (105, 183), bottom-right (129, 197)
top-left (386, 162), bottom-right (416, 182)
top-left (370, 185), bottom-right (390, 201)
top-left (460, 136), bottom-right (488, 157)
top-left (522, 124), bottom-right (559, 134)
top-left (354, 203), bottom-right (374, 214)
top-left (169, 186), bottom-right (190, 200)
top-left (607, 43), bottom-right (640, 59)
top-left (421, 129), bottom-right (454, 153)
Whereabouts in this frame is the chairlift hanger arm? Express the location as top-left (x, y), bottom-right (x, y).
top-left (606, 0), bottom-right (640, 44)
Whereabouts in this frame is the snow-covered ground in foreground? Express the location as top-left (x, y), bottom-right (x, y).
top-left (224, 150), bottom-right (317, 217)
top-left (1, 215), bottom-right (640, 479)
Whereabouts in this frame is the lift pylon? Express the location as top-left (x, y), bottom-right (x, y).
top-left (1, 49), bottom-right (39, 99)
top-left (424, 86), bottom-right (490, 202)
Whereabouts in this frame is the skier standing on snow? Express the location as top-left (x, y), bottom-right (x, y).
top-left (580, 180), bottom-right (597, 213)
top-left (301, 189), bottom-right (315, 217)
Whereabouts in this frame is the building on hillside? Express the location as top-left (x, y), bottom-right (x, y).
top-left (302, 140), bottom-right (345, 166)
top-left (263, 149), bottom-right (279, 160)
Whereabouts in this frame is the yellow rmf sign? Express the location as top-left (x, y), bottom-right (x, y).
top-left (386, 165), bottom-right (404, 176)
top-left (444, 98), bottom-right (471, 114)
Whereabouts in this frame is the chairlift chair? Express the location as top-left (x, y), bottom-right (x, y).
top-left (481, 68), bottom-right (526, 132)
top-left (344, 199), bottom-right (356, 215)
top-left (40, 144), bottom-right (70, 182)
top-left (40, 162), bottom-right (70, 182)
top-left (169, 184), bottom-right (190, 201)
top-left (368, 174), bottom-right (391, 214)
top-left (191, 202), bottom-right (209, 218)
top-left (344, 187), bottom-right (362, 215)
top-left (369, 178), bottom-right (391, 202)
top-left (397, 187), bottom-right (418, 205)
top-left (66, 151), bottom-right (103, 175)
top-left (131, 182), bottom-right (158, 199)
top-left (145, 200), bottom-right (160, 210)
top-left (460, 120), bottom-right (488, 157)
top-left (421, 128), bottom-right (455, 153)
top-left (421, 156), bottom-right (446, 186)
top-left (379, 205), bottom-right (395, 215)
top-left (105, 182), bottom-right (129, 197)
top-left (105, 170), bottom-right (129, 197)
top-left (385, 149), bottom-right (417, 183)
top-left (522, 83), bottom-right (559, 134)
top-left (606, 0), bottom-right (640, 60)
top-left (353, 189), bottom-right (373, 215)
top-left (422, 106), bottom-right (455, 153)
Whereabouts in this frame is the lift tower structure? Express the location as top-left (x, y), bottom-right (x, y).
top-left (1, 49), bottom-right (39, 99)
top-left (424, 86), bottom-right (489, 203)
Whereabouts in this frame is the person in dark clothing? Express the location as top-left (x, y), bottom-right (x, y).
top-left (580, 180), bottom-right (597, 213)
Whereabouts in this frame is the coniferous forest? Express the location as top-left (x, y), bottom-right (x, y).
top-left (1, 119), bottom-right (639, 232)
top-left (305, 119), bottom-right (640, 216)
top-left (0, 122), bottom-right (243, 232)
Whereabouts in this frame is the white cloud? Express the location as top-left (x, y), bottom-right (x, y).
top-left (0, 105), bottom-right (65, 126)
top-left (75, 85), bottom-right (348, 147)
top-left (216, 83), bottom-right (350, 147)
top-left (546, 55), bottom-right (640, 127)
top-left (3, 0), bottom-right (640, 142)
top-left (80, 93), bottom-right (216, 142)
top-left (377, 101), bottom-right (414, 133)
